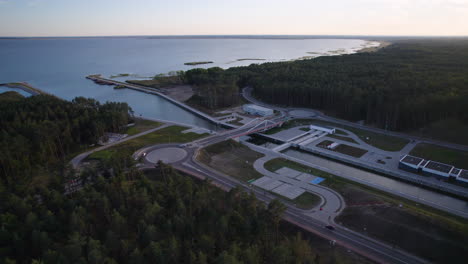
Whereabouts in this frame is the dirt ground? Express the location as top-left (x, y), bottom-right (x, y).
top-left (335, 185), bottom-right (468, 264)
top-left (160, 85), bottom-right (194, 102)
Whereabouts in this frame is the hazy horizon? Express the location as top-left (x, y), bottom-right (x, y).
top-left (1, 0), bottom-right (467, 37)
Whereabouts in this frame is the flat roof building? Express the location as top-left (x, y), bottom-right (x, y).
top-left (398, 154), bottom-right (425, 173)
top-left (422, 160), bottom-right (454, 178)
top-left (456, 170), bottom-right (468, 183)
top-left (242, 104), bottom-right (274, 116)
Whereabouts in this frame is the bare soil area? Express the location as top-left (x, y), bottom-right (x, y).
top-left (335, 185), bottom-right (468, 264)
top-left (160, 85), bottom-right (194, 102)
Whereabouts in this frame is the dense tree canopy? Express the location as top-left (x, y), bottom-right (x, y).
top-left (185, 67), bottom-right (240, 109)
top-left (187, 39), bottom-right (468, 131)
top-left (234, 39), bottom-right (468, 130)
top-left (0, 94), bottom-right (132, 189)
top-left (0, 164), bottom-right (322, 264)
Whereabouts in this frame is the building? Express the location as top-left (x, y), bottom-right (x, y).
top-left (450, 168), bottom-right (461, 178)
top-left (398, 154), bottom-right (425, 173)
top-left (309, 125), bottom-right (336, 134)
top-left (456, 170), bottom-right (468, 183)
top-left (242, 104), bottom-right (274, 116)
top-left (422, 160), bottom-right (454, 179)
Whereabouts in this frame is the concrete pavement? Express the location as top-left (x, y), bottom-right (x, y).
top-left (253, 154), bottom-right (345, 224)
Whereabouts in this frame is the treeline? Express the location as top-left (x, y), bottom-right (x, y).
top-left (185, 67), bottom-right (240, 109)
top-left (0, 93), bottom-right (132, 189)
top-left (1, 162), bottom-right (323, 263)
top-left (186, 39), bottom-right (468, 131)
top-left (235, 39), bottom-right (468, 130)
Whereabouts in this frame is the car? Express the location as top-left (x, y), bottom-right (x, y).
top-left (325, 225), bottom-right (335, 231)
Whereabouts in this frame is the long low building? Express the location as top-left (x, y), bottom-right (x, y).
top-left (399, 154), bottom-right (468, 183)
top-left (399, 154), bottom-right (425, 173)
top-left (422, 160), bottom-right (454, 179)
top-left (457, 170), bottom-right (468, 183)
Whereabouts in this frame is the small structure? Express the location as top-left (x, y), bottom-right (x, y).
top-left (309, 125), bottom-right (335, 134)
top-left (242, 104), bottom-right (274, 116)
top-left (422, 160), bottom-right (454, 179)
top-left (450, 168), bottom-right (461, 178)
top-left (456, 170), bottom-right (468, 183)
top-left (327, 142), bottom-right (340, 150)
top-left (398, 154), bottom-right (425, 173)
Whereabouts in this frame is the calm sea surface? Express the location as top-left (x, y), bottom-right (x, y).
top-left (1, 37), bottom-right (373, 127)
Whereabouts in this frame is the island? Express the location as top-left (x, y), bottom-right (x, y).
top-left (184, 61), bottom-right (214, 66)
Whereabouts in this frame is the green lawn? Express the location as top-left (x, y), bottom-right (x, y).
top-left (410, 143), bottom-right (468, 169)
top-left (293, 192), bottom-right (321, 209)
top-left (125, 119), bottom-right (162, 135)
top-left (89, 126), bottom-right (207, 161)
top-left (198, 140), bottom-right (265, 182)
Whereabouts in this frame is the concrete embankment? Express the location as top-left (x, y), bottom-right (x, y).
top-left (86, 75), bottom-right (226, 126)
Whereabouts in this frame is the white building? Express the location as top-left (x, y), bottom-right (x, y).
top-left (309, 125), bottom-right (336, 134)
top-left (242, 104), bottom-right (274, 116)
top-left (421, 160), bottom-right (454, 178)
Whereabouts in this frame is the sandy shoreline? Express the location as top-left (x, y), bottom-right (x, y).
top-left (357, 40), bottom-right (391, 53)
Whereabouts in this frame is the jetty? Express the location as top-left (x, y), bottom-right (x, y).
top-left (86, 75), bottom-right (222, 125)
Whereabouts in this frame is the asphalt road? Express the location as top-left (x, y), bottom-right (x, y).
top-left (135, 139), bottom-right (428, 264)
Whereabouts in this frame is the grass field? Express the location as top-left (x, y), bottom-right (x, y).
top-left (266, 119), bottom-right (409, 151)
top-left (293, 192), bottom-right (321, 209)
top-left (125, 119), bottom-right (162, 135)
top-left (89, 126), bottom-right (207, 161)
top-left (410, 143), bottom-right (468, 169)
top-left (264, 158), bottom-right (468, 263)
top-left (198, 140), bottom-right (265, 182)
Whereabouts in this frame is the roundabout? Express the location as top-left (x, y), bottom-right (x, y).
top-left (145, 147), bottom-right (187, 164)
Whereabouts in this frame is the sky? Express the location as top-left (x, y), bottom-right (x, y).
top-left (0, 0), bottom-right (467, 37)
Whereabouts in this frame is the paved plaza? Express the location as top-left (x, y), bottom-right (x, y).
top-left (145, 147), bottom-right (187, 164)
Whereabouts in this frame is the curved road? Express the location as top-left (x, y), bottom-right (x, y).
top-left (134, 140), bottom-right (428, 264)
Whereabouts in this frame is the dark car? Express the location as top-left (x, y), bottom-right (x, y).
top-left (325, 225), bottom-right (335, 230)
